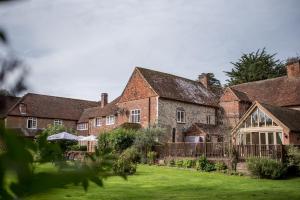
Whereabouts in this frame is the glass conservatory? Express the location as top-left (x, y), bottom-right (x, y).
top-left (235, 108), bottom-right (283, 145)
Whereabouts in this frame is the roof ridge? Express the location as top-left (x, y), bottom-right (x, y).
top-left (26, 92), bottom-right (98, 103)
top-left (136, 66), bottom-right (202, 85)
top-left (231, 75), bottom-right (287, 88)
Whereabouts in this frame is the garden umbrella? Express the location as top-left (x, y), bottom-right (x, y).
top-left (78, 135), bottom-right (98, 142)
top-left (47, 132), bottom-right (79, 141)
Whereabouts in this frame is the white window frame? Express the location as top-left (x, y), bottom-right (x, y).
top-left (130, 109), bottom-right (141, 123)
top-left (77, 123), bottom-right (88, 130)
top-left (54, 119), bottom-right (63, 126)
top-left (95, 117), bottom-right (102, 127)
top-left (176, 109), bottom-right (186, 123)
top-left (106, 115), bottom-right (115, 125)
top-left (27, 117), bottom-right (37, 129)
top-left (206, 115), bottom-right (211, 124)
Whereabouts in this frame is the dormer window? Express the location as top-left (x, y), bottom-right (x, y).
top-left (176, 108), bottom-right (186, 123)
top-left (19, 103), bottom-right (26, 114)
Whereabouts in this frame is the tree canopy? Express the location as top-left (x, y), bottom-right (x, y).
top-left (224, 48), bottom-right (286, 86)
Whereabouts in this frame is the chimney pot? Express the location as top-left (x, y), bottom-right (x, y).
top-left (287, 59), bottom-right (300, 78)
top-left (198, 73), bottom-right (209, 89)
top-left (101, 93), bottom-right (108, 108)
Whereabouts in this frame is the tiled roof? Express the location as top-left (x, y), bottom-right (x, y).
top-left (78, 96), bottom-right (120, 123)
top-left (185, 123), bottom-right (225, 135)
top-left (261, 102), bottom-right (300, 132)
top-left (0, 95), bottom-right (20, 118)
top-left (136, 67), bottom-right (218, 106)
top-left (7, 93), bottom-right (98, 120)
top-left (231, 76), bottom-right (300, 106)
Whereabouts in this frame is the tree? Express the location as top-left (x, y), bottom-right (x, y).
top-left (224, 48), bottom-right (286, 86)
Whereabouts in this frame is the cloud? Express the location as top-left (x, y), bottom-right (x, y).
top-left (0, 0), bottom-right (299, 101)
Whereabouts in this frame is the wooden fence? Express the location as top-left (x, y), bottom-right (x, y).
top-left (155, 142), bottom-right (230, 159)
top-left (154, 142), bottom-right (285, 160)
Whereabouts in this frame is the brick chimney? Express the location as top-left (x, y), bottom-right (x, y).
top-left (287, 58), bottom-right (300, 78)
top-left (100, 93), bottom-right (108, 108)
top-left (198, 73), bottom-right (209, 89)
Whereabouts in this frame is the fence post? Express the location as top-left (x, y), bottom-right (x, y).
top-left (204, 140), bottom-right (207, 157)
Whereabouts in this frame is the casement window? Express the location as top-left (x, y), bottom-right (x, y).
top-left (95, 117), bottom-right (102, 127)
top-left (130, 109), bottom-right (141, 123)
top-left (206, 115), bottom-right (211, 124)
top-left (176, 109), bottom-right (186, 123)
top-left (77, 123), bottom-right (88, 130)
top-left (54, 119), bottom-right (63, 126)
top-left (106, 115), bottom-right (115, 125)
top-left (27, 117), bottom-right (37, 129)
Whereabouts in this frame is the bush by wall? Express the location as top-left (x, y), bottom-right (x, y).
top-left (286, 146), bottom-right (300, 175)
top-left (113, 147), bottom-right (139, 175)
top-left (147, 151), bottom-right (157, 165)
top-left (195, 156), bottom-right (216, 172)
top-left (246, 157), bottom-right (287, 179)
top-left (215, 161), bottom-right (227, 171)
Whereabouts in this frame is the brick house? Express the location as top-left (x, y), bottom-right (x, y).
top-left (2, 93), bottom-right (98, 137)
top-left (77, 67), bottom-right (219, 142)
top-left (220, 60), bottom-right (300, 145)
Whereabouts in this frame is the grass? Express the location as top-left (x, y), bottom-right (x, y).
top-left (25, 164), bottom-right (300, 200)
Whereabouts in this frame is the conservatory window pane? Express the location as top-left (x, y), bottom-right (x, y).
top-left (252, 132), bottom-right (259, 144)
top-left (266, 114), bottom-right (272, 126)
top-left (276, 132), bottom-right (283, 144)
top-left (268, 132), bottom-right (274, 144)
top-left (246, 133), bottom-right (251, 144)
top-left (252, 109), bottom-right (258, 127)
top-left (245, 116), bottom-right (251, 128)
top-left (259, 110), bottom-right (266, 127)
top-left (260, 133), bottom-right (266, 144)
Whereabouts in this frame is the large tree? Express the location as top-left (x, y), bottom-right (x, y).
top-left (224, 48), bottom-right (286, 86)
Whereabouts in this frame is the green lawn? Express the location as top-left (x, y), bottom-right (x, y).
top-left (26, 164), bottom-right (300, 200)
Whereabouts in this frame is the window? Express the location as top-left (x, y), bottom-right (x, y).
top-left (19, 103), bottom-right (26, 114)
top-left (106, 115), bottom-right (115, 125)
top-left (27, 117), bottom-right (37, 129)
top-left (77, 123), bottom-right (88, 130)
top-left (206, 115), bottom-right (211, 124)
top-left (172, 128), bottom-right (176, 143)
top-left (54, 119), bottom-right (63, 126)
top-left (95, 118), bottom-right (102, 127)
top-left (176, 109), bottom-right (186, 123)
top-left (130, 109), bottom-right (141, 123)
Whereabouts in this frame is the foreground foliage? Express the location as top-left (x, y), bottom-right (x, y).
top-left (0, 125), bottom-right (120, 200)
top-left (25, 165), bottom-right (300, 200)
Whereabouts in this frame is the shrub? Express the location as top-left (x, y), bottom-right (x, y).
top-left (134, 127), bottom-right (165, 162)
top-left (120, 122), bottom-right (142, 130)
top-left (97, 132), bottom-right (111, 153)
top-left (286, 146), bottom-right (300, 175)
top-left (215, 161), bottom-right (227, 171)
top-left (147, 151), bottom-right (157, 165)
top-left (113, 147), bottom-right (139, 175)
top-left (247, 157), bottom-right (287, 179)
top-left (98, 128), bottom-right (136, 154)
top-left (168, 159), bottom-right (175, 167)
top-left (175, 160), bottom-right (183, 168)
top-left (182, 159), bottom-right (195, 168)
top-left (195, 156), bottom-right (215, 172)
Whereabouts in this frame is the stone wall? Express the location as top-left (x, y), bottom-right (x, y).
top-left (157, 98), bottom-right (216, 142)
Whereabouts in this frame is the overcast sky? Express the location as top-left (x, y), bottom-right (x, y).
top-left (0, 0), bottom-right (299, 102)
